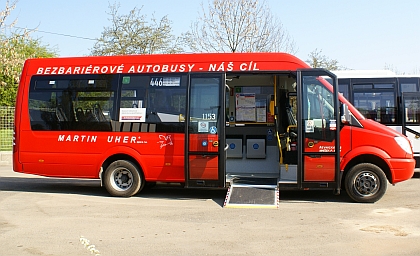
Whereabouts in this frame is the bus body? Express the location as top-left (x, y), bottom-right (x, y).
top-left (13, 53), bottom-right (415, 203)
top-left (334, 70), bottom-right (420, 167)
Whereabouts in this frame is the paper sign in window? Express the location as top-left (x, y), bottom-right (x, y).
top-left (119, 108), bottom-right (146, 122)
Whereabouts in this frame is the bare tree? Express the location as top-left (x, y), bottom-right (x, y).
top-left (91, 3), bottom-right (183, 56)
top-left (0, 0), bottom-right (17, 29)
top-left (184, 0), bottom-right (296, 53)
top-left (384, 63), bottom-right (404, 75)
top-left (306, 48), bottom-right (343, 71)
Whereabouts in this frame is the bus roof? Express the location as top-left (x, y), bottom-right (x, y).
top-left (24, 52), bottom-right (311, 76)
top-left (332, 70), bottom-right (397, 78)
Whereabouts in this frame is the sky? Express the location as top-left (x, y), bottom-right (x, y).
top-left (4, 0), bottom-right (420, 74)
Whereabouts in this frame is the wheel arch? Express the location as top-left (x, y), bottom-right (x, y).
top-left (341, 154), bottom-right (392, 186)
top-left (98, 146), bottom-right (146, 183)
top-left (102, 154), bottom-right (142, 176)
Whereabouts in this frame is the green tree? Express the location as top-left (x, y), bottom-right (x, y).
top-left (91, 3), bottom-right (183, 56)
top-left (184, 0), bottom-right (296, 53)
top-left (1, 0), bottom-right (57, 106)
top-left (306, 48), bottom-right (343, 71)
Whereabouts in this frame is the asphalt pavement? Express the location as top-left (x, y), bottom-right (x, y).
top-left (1, 165), bottom-right (420, 256)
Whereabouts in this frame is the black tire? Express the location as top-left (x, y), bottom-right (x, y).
top-left (345, 163), bottom-right (388, 203)
top-left (103, 160), bottom-right (143, 197)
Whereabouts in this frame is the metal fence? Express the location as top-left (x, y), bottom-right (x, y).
top-left (0, 106), bottom-right (14, 151)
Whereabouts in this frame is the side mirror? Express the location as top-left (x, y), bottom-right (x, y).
top-left (341, 103), bottom-right (351, 124)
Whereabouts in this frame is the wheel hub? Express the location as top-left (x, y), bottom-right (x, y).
top-left (113, 168), bottom-right (133, 190)
top-left (355, 172), bottom-right (378, 196)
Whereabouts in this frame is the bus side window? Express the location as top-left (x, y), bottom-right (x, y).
top-left (29, 76), bottom-right (115, 131)
top-left (146, 87), bottom-right (186, 123)
top-left (119, 75), bottom-right (187, 129)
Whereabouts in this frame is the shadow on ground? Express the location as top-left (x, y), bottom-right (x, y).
top-left (0, 176), bottom-right (371, 206)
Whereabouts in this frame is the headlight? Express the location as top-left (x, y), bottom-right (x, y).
top-left (394, 136), bottom-right (413, 154)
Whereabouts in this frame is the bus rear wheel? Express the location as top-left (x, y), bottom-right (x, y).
top-left (104, 160), bottom-right (143, 197)
top-left (345, 163), bottom-right (387, 203)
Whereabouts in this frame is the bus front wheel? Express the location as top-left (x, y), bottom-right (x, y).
top-left (104, 160), bottom-right (143, 197)
top-left (344, 163), bottom-right (387, 203)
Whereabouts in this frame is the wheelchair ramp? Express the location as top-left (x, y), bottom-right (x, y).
top-left (224, 177), bottom-right (279, 209)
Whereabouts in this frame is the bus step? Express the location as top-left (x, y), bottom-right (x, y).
top-left (223, 177), bottom-right (279, 209)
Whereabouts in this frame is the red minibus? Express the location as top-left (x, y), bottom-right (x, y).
top-left (13, 53), bottom-right (415, 203)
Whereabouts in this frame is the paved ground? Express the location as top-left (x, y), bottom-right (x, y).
top-left (1, 165), bottom-right (420, 256)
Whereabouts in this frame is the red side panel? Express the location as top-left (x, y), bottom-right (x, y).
top-left (188, 155), bottom-right (219, 180)
top-left (303, 155), bottom-right (335, 181)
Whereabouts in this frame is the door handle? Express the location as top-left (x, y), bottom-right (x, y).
top-left (224, 143), bottom-right (229, 151)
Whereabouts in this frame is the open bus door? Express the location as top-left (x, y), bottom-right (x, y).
top-left (296, 69), bottom-right (341, 192)
top-left (185, 73), bottom-right (226, 188)
top-left (402, 92), bottom-right (420, 166)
